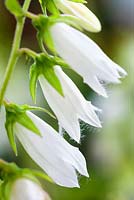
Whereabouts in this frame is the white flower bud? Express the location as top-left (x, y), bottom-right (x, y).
top-left (54, 0), bottom-right (101, 32)
top-left (10, 178), bottom-right (51, 200)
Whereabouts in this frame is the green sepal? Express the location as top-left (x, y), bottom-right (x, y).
top-left (39, 0), bottom-right (60, 15)
top-left (38, 0), bottom-right (47, 14)
top-left (32, 15), bottom-right (49, 31)
top-left (5, 103), bottom-right (41, 136)
top-left (5, 0), bottom-right (23, 18)
top-left (5, 121), bottom-right (17, 156)
top-left (0, 179), bottom-right (13, 200)
top-left (31, 169), bottom-right (53, 183)
top-left (29, 63), bottom-right (39, 103)
top-left (32, 15), bottom-right (56, 53)
top-left (4, 103), bottom-right (44, 154)
top-left (49, 14), bottom-right (83, 31)
top-left (52, 56), bottom-right (70, 69)
top-left (20, 104), bottom-right (56, 119)
top-left (43, 29), bottom-right (56, 53)
top-left (29, 54), bottom-right (64, 101)
top-left (45, 0), bottom-right (60, 15)
top-left (16, 112), bottom-right (41, 136)
top-left (32, 14), bottom-right (82, 53)
top-left (42, 63), bottom-right (64, 97)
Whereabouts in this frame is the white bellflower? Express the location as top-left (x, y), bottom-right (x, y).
top-left (50, 23), bottom-right (127, 97)
top-left (39, 66), bottom-right (101, 143)
top-left (14, 111), bottom-right (89, 187)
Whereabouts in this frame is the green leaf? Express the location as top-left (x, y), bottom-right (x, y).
top-left (5, 0), bottom-right (23, 17)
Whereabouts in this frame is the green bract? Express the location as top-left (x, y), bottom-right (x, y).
top-left (4, 103), bottom-right (54, 155)
top-left (39, 0), bottom-right (60, 14)
top-left (29, 53), bottom-right (69, 102)
top-left (5, 0), bottom-right (23, 18)
top-left (32, 14), bottom-right (82, 53)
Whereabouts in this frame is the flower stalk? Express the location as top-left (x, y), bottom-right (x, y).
top-left (0, 0), bottom-right (32, 106)
top-left (18, 48), bottom-right (37, 59)
top-left (25, 11), bottom-right (37, 20)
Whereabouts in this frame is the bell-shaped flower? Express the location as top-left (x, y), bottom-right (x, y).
top-left (53, 0), bottom-right (101, 32)
top-left (50, 23), bottom-right (127, 97)
top-left (14, 111), bottom-right (89, 187)
top-left (39, 66), bottom-right (101, 143)
top-left (10, 178), bottom-right (51, 200)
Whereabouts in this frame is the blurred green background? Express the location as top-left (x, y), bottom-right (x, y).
top-left (0, 0), bottom-right (133, 199)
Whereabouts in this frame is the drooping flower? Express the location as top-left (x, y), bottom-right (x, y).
top-left (10, 178), bottom-right (51, 200)
top-left (14, 111), bottom-right (89, 187)
top-left (53, 0), bottom-right (101, 32)
top-left (50, 23), bottom-right (127, 97)
top-left (39, 65), bottom-right (101, 143)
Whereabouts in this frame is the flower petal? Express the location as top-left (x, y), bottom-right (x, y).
top-left (14, 111), bottom-right (89, 187)
top-left (50, 23), bottom-right (127, 97)
top-left (39, 65), bottom-right (101, 142)
top-left (39, 75), bottom-right (81, 142)
top-left (54, 66), bottom-right (102, 127)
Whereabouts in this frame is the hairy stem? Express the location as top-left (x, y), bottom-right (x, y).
top-left (0, 0), bottom-right (32, 105)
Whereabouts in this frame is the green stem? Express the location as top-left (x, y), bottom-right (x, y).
top-left (25, 11), bottom-right (37, 20)
top-left (0, 0), bottom-right (32, 105)
top-left (18, 48), bottom-right (37, 59)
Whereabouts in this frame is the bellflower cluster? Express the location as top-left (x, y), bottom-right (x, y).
top-left (0, 0), bottom-right (127, 193)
